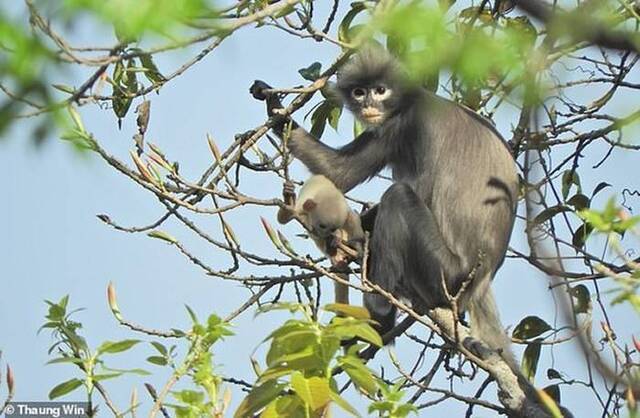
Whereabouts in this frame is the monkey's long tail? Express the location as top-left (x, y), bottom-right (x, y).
top-left (334, 275), bottom-right (349, 305)
top-left (468, 280), bottom-right (575, 417)
top-left (467, 276), bottom-right (519, 371)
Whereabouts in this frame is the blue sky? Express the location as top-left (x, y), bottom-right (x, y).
top-left (1, 2), bottom-right (639, 417)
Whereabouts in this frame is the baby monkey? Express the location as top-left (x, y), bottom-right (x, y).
top-left (277, 175), bottom-right (365, 304)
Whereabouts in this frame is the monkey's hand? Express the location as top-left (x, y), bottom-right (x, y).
top-left (344, 238), bottom-right (364, 260)
top-left (250, 80), bottom-right (298, 137)
top-left (282, 181), bottom-right (296, 206)
top-left (276, 181), bottom-right (297, 225)
top-left (249, 80), bottom-right (272, 101)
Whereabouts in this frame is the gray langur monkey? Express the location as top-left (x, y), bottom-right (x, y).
top-left (251, 46), bottom-right (519, 369)
top-left (277, 175), bottom-right (365, 304)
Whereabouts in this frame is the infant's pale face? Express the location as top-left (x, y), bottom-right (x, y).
top-left (309, 201), bottom-right (348, 238)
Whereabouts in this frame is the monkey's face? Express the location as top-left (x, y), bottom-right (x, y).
top-left (336, 45), bottom-right (407, 127)
top-left (348, 85), bottom-right (393, 126)
top-left (304, 199), bottom-right (348, 239)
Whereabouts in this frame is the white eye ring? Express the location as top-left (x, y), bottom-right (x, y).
top-left (372, 86), bottom-right (391, 100)
top-left (351, 88), bottom-right (366, 100)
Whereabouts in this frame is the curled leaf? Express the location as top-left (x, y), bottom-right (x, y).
top-left (207, 133), bottom-right (222, 163)
top-left (260, 217), bottom-right (284, 251)
top-left (6, 365), bottom-right (14, 394)
top-left (147, 230), bottom-right (177, 244)
top-left (107, 282), bottom-right (123, 321)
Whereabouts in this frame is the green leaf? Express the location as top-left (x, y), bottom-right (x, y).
top-left (151, 341), bottom-right (168, 356)
top-left (310, 101), bottom-right (335, 139)
top-left (291, 372), bottom-right (331, 411)
top-left (46, 357), bottom-right (84, 366)
top-left (329, 389), bottom-right (361, 417)
top-left (567, 193), bottom-right (590, 211)
top-left (268, 345), bottom-right (321, 371)
top-left (569, 285), bottom-right (591, 314)
top-left (353, 119), bottom-right (365, 137)
top-left (328, 105), bottom-right (342, 131)
top-left (265, 320), bottom-right (313, 342)
top-left (102, 365), bottom-right (150, 376)
top-left (97, 339), bottom-right (141, 355)
top-left (147, 230), bottom-right (177, 244)
top-left (260, 217), bottom-right (284, 251)
top-left (533, 205), bottom-right (571, 225)
top-left (324, 304), bottom-right (371, 320)
top-left (274, 4), bottom-right (295, 18)
top-left (318, 334), bottom-right (341, 367)
top-left (277, 231), bottom-right (298, 256)
top-left (147, 356), bottom-right (168, 366)
top-left (257, 366), bottom-right (292, 384)
top-left (572, 223), bottom-right (593, 249)
top-left (543, 384), bottom-right (561, 404)
top-left (505, 16), bottom-right (537, 44)
top-left (521, 340), bottom-right (542, 382)
top-left (338, 2), bottom-right (367, 43)
top-left (125, 58), bottom-right (139, 94)
top-left (93, 372), bottom-right (123, 381)
top-left (49, 378), bottom-right (83, 399)
top-left (512, 316), bottom-right (551, 340)
top-left (112, 70), bottom-right (132, 120)
top-left (578, 209), bottom-right (608, 231)
top-left (139, 53), bottom-right (166, 84)
top-left (592, 182), bottom-right (611, 198)
top-left (327, 318), bottom-right (382, 347)
top-left (53, 84), bottom-right (75, 94)
top-left (234, 381), bottom-right (287, 418)
top-left (261, 395), bottom-right (305, 418)
top-left (386, 34), bottom-right (408, 59)
top-left (185, 304), bottom-right (199, 324)
top-left (338, 356), bottom-right (378, 394)
top-left (537, 387), bottom-right (564, 418)
top-left (561, 170), bottom-right (581, 200)
top-left (298, 62), bottom-right (322, 81)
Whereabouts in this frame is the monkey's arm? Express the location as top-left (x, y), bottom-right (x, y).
top-left (288, 128), bottom-right (388, 192)
top-left (250, 80), bottom-right (388, 192)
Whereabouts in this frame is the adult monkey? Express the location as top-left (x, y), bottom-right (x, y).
top-left (251, 45), bottom-right (519, 368)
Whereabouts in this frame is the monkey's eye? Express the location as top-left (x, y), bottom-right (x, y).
top-left (375, 86), bottom-right (386, 95)
top-left (351, 88), bottom-right (366, 99)
top-left (318, 223), bottom-right (327, 229)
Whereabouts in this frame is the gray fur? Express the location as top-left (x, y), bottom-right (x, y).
top-left (285, 48), bottom-right (519, 368)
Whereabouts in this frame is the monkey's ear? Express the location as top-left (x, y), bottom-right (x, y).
top-left (302, 199), bottom-right (317, 212)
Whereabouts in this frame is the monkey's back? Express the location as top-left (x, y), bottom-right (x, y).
top-left (414, 93), bottom-right (518, 280)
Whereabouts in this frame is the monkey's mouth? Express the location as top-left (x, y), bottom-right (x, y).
top-left (361, 108), bottom-right (384, 124)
